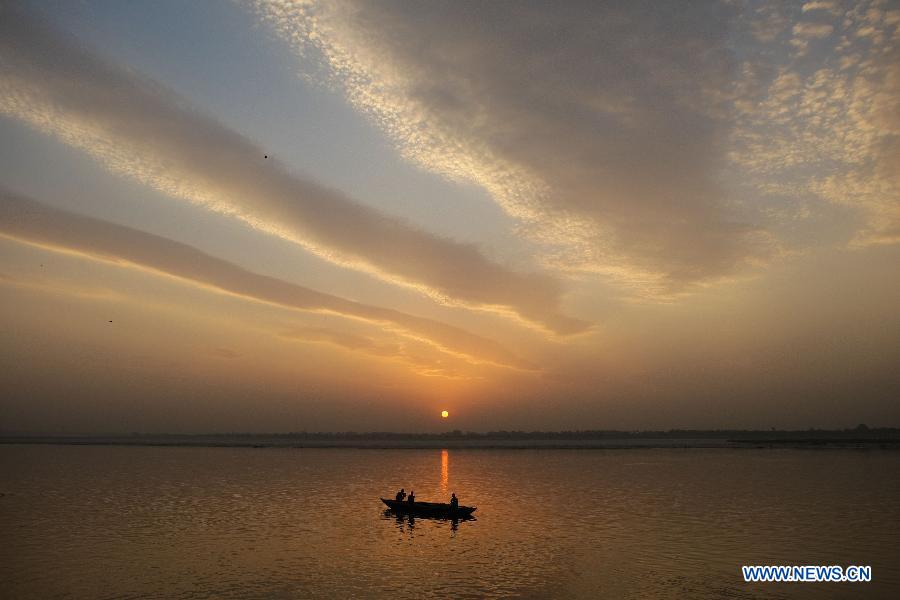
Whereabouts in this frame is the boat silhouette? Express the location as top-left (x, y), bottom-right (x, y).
top-left (381, 498), bottom-right (476, 519)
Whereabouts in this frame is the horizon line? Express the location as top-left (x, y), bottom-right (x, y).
top-left (2, 425), bottom-right (897, 438)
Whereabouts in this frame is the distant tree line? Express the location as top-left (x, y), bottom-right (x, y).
top-left (145, 425), bottom-right (898, 441)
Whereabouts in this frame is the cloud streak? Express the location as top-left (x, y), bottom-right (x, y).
top-left (279, 326), bottom-right (475, 379)
top-left (254, 0), bottom-right (773, 294)
top-left (0, 188), bottom-right (532, 370)
top-left (0, 4), bottom-right (584, 334)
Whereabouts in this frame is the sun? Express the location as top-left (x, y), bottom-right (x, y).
top-left (441, 410), bottom-right (449, 418)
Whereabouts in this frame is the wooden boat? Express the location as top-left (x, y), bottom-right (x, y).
top-left (381, 498), bottom-right (476, 518)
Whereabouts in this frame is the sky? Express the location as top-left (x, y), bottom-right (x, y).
top-left (1, 0), bottom-right (898, 433)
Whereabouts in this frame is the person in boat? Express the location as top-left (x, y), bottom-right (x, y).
top-left (408, 490), bottom-right (416, 504)
top-left (395, 488), bottom-right (406, 502)
top-left (450, 493), bottom-right (458, 510)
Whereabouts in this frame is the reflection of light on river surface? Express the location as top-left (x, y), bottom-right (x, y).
top-left (7, 446), bottom-right (899, 597)
top-left (440, 449), bottom-right (449, 492)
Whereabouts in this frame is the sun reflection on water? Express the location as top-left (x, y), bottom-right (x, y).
top-left (440, 449), bottom-right (449, 493)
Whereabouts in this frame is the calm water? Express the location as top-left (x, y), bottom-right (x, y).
top-left (1, 445), bottom-right (898, 599)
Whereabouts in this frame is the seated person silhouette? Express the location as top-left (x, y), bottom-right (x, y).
top-left (450, 493), bottom-right (458, 510)
top-left (395, 488), bottom-right (406, 502)
top-left (408, 491), bottom-right (416, 503)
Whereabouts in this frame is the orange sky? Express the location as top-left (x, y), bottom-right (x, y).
top-left (1, 1), bottom-right (898, 432)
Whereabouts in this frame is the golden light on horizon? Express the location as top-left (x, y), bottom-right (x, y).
top-left (441, 410), bottom-right (449, 418)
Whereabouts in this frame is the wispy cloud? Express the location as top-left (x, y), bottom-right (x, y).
top-left (279, 326), bottom-right (475, 379)
top-left (0, 188), bottom-right (532, 370)
top-left (0, 270), bottom-right (127, 303)
top-left (0, 4), bottom-right (584, 335)
top-left (253, 0), bottom-right (774, 294)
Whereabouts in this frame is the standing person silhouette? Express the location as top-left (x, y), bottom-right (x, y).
top-left (408, 490), bottom-right (416, 504)
top-left (395, 488), bottom-right (406, 502)
top-left (450, 493), bottom-right (458, 510)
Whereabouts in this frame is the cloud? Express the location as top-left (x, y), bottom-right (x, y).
top-left (0, 188), bottom-right (533, 370)
top-left (279, 326), bottom-right (475, 378)
top-left (0, 271), bottom-right (127, 303)
top-left (0, 3), bottom-right (584, 335)
top-left (731, 0), bottom-right (900, 246)
top-left (749, 3), bottom-right (791, 42)
top-left (253, 0), bottom-right (773, 294)
top-left (792, 22), bottom-right (835, 38)
top-left (802, 1), bottom-right (843, 16)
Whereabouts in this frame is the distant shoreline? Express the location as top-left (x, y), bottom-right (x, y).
top-left (2, 430), bottom-right (899, 450)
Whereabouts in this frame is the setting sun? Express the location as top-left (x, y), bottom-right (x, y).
top-left (441, 410), bottom-right (449, 418)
